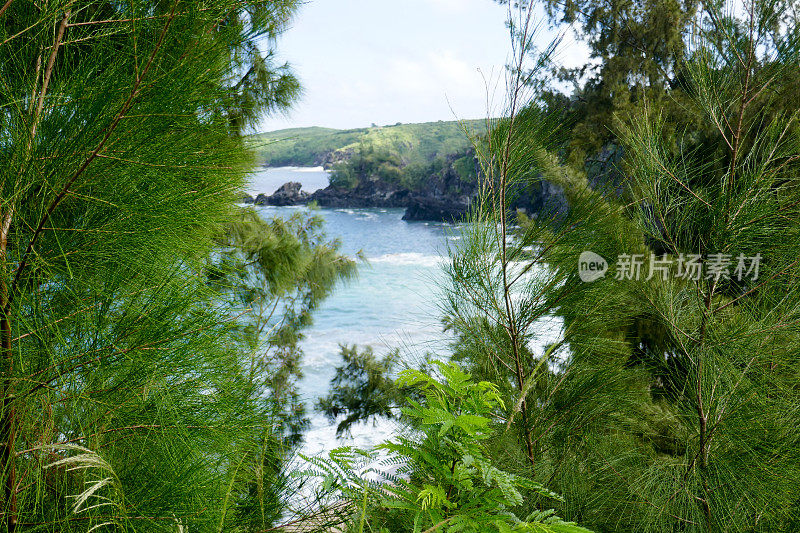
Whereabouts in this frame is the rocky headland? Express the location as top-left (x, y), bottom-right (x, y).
top-left (242, 174), bottom-right (569, 223)
top-left (239, 144), bottom-right (629, 223)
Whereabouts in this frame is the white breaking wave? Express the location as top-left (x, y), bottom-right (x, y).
top-left (256, 204), bottom-right (306, 210)
top-left (265, 165), bottom-right (326, 173)
top-left (334, 208), bottom-right (379, 220)
top-left (368, 252), bottom-right (447, 268)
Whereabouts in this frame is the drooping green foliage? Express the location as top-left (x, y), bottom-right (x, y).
top-left (221, 0), bottom-right (301, 133)
top-left (212, 208), bottom-right (357, 445)
top-left (316, 345), bottom-right (407, 437)
top-left (0, 0), bottom-right (307, 530)
top-left (206, 207), bottom-right (357, 530)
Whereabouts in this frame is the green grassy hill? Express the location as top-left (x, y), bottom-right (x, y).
top-left (249, 119), bottom-right (487, 169)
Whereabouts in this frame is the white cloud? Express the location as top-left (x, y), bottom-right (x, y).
top-left (260, 0), bottom-right (514, 130)
top-left (428, 0), bottom-right (470, 12)
top-left (430, 50), bottom-right (476, 88)
top-left (384, 57), bottom-right (431, 95)
top-left (376, 49), bottom-right (494, 121)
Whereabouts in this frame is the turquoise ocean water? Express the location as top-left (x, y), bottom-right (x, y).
top-left (246, 167), bottom-right (459, 456)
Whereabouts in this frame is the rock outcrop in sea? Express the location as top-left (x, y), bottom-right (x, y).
top-left (310, 178), bottom-right (410, 208)
top-left (256, 182), bottom-right (309, 206)
top-left (401, 152), bottom-right (478, 222)
top-left (245, 177), bottom-right (567, 223)
top-left (244, 145), bottom-right (628, 222)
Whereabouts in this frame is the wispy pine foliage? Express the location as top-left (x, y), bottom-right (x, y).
top-left (213, 207), bottom-right (358, 443)
top-left (316, 344), bottom-right (406, 437)
top-left (446, 0), bottom-right (800, 531)
top-left (208, 207), bottom-right (357, 530)
top-left (442, 0), bottom-right (571, 481)
top-left (0, 0), bottom-right (303, 530)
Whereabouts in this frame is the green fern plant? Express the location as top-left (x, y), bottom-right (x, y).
top-left (299, 361), bottom-right (592, 533)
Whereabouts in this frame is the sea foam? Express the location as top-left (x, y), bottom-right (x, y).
top-left (368, 252), bottom-right (446, 268)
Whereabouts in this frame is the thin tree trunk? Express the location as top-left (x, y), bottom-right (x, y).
top-left (695, 350), bottom-right (711, 528)
top-left (497, 1), bottom-right (538, 471)
top-left (0, 207), bottom-right (16, 532)
top-left (0, 12), bottom-right (70, 530)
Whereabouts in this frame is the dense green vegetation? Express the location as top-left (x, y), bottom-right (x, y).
top-left (306, 362), bottom-right (591, 532)
top-left (4, 0), bottom-right (800, 531)
top-left (250, 126), bottom-right (364, 167)
top-left (317, 1), bottom-right (800, 532)
top-left (0, 1), bottom-right (353, 531)
top-left (252, 120), bottom-right (486, 167)
top-left (251, 120), bottom-right (486, 190)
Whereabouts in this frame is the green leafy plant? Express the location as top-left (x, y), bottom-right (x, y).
top-left (301, 361), bottom-right (592, 533)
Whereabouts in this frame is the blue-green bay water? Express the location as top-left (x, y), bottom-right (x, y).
top-left (247, 167), bottom-right (459, 455)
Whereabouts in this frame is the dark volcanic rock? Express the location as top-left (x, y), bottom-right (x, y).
top-left (252, 182), bottom-right (309, 206)
top-left (241, 193), bottom-right (255, 204)
top-left (305, 185), bottom-right (351, 206)
top-left (268, 182), bottom-right (309, 206)
top-left (309, 178), bottom-right (410, 208)
top-left (250, 179), bottom-right (409, 209)
top-left (402, 152), bottom-right (479, 222)
top-left (402, 153), bottom-right (570, 223)
top-left (247, 146), bottom-right (573, 223)
top-left (402, 195), bottom-right (472, 222)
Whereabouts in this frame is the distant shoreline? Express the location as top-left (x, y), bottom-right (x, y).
top-left (261, 165), bottom-right (327, 172)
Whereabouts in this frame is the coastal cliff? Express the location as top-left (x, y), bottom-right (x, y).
top-left (243, 150), bottom-right (570, 223)
top-left (244, 124), bottom-right (629, 222)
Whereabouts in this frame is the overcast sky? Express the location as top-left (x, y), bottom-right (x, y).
top-left (258, 0), bottom-right (589, 133)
